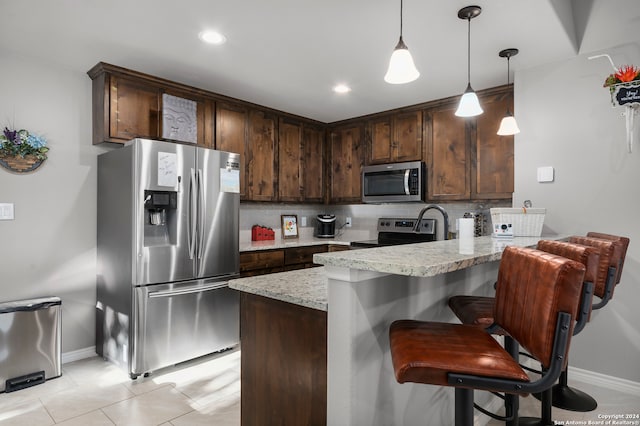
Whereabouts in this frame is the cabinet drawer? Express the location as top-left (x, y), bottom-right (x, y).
top-left (240, 250), bottom-right (285, 272)
top-left (284, 245), bottom-right (328, 266)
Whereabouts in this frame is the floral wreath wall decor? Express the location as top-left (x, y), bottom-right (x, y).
top-left (0, 126), bottom-right (49, 173)
top-left (591, 54), bottom-right (640, 153)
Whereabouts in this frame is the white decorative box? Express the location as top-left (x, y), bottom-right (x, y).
top-left (490, 208), bottom-right (546, 237)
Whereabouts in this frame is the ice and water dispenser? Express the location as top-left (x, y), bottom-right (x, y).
top-left (143, 190), bottom-right (177, 246)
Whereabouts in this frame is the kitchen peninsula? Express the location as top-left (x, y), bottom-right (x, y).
top-left (229, 235), bottom-right (559, 425)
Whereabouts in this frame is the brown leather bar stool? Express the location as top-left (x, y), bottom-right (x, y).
top-left (546, 234), bottom-right (629, 412)
top-left (447, 240), bottom-right (602, 425)
top-left (389, 246), bottom-right (586, 426)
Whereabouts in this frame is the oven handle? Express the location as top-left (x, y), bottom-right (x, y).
top-left (403, 169), bottom-right (410, 195)
top-left (148, 282), bottom-right (228, 298)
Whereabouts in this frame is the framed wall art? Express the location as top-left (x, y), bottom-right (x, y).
top-left (281, 215), bottom-right (299, 239)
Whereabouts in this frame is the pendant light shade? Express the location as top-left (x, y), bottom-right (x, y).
top-left (455, 6), bottom-right (483, 117)
top-left (497, 48), bottom-right (520, 135)
top-left (497, 114), bottom-right (520, 135)
top-left (384, 0), bottom-right (420, 84)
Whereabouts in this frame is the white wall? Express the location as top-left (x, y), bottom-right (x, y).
top-left (514, 43), bottom-right (640, 381)
top-left (0, 50), bottom-right (109, 353)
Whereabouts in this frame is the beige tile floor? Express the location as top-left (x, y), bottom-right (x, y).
top-left (1, 348), bottom-right (638, 425)
top-left (0, 348), bottom-right (240, 426)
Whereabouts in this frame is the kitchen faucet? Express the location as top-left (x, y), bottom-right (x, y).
top-left (414, 204), bottom-right (450, 240)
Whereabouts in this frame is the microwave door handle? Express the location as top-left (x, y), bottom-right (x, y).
top-left (403, 169), bottom-right (410, 195)
top-left (188, 168), bottom-right (197, 259)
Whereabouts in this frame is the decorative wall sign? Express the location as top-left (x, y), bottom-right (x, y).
top-left (162, 94), bottom-right (197, 144)
top-left (610, 81), bottom-right (640, 107)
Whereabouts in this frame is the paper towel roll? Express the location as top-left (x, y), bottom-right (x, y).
top-left (458, 218), bottom-right (475, 254)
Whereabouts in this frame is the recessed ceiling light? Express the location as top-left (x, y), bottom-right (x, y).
top-left (333, 84), bottom-right (351, 94)
top-left (199, 30), bottom-right (227, 45)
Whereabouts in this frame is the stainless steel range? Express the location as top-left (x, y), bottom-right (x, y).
top-left (350, 217), bottom-right (437, 248)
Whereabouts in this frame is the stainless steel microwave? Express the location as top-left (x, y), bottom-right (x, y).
top-left (362, 161), bottom-right (425, 203)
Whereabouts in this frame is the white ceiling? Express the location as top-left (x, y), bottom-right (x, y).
top-left (1, 0), bottom-right (639, 123)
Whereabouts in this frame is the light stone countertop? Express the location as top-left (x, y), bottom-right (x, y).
top-left (239, 235), bottom-right (352, 252)
top-left (229, 266), bottom-right (328, 311)
top-left (313, 235), bottom-right (565, 277)
top-left (230, 235), bottom-right (566, 311)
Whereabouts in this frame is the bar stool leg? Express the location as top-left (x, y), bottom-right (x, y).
top-left (504, 336), bottom-right (519, 426)
top-left (550, 368), bottom-right (598, 411)
top-left (519, 369), bottom-right (554, 426)
top-left (455, 388), bottom-right (474, 426)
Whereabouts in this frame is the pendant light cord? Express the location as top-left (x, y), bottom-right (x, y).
top-left (507, 56), bottom-right (511, 86)
top-left (466, 17), bottom-right (471, 84)
top-left (400, 0), bottom-right (404, 38)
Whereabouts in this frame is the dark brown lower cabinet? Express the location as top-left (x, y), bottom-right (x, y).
top-left (240, 292), bottom-right (327, 426)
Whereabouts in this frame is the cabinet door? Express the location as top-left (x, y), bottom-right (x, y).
top-left (247, 110), bottom-right (277, 201)
top-left (428, 106), bottom-right (470, 200)
top-left (109, 76), bottom-right (160, 142)
top-left (216, 103), bottom-right (248, 198)
top-left (394, 110), bottom-right (423, 162)
top-left (329, 124), bottom-right (364, 203)
top-left (369, 117), bottom-right (392, 164)
top-left (278, 119), bottom-right (303, 202)
top-left (302, 124), bottom-right (325, 203)
top-left (472, 92), bottom-right (514, 199)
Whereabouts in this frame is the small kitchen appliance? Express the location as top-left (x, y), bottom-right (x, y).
top-left (362, 161), bottom-right (425, 203)
top-left (315, 214), bottom-right (337, 238)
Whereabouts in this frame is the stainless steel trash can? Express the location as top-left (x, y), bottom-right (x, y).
top-left (0, 297), bottom-right (62, 392)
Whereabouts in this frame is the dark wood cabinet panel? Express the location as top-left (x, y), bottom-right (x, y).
top-left (278, 119), bottom-right (303, 201)
top-left (394, 110), bottom-right (423, 162)
top-left (109, 76), bottom-right (161, 142)
top-left (428, 105), bottom-right (470, 200)
top-left (369, 118), bottom-right (392, 164)
top-left (329, 124), bottom-right (364, 203)
top-left (216, 103), bottom-right (248, 198)
top-left (284, 245), bottom-right (328, 266)
top-left (368, 111), bottom-right (422, 164)
top-left (240, 292), bottom-right (327, 426)
top-left (302, 124), bottom-right (325, 203)
top-left (472, 92), bottom-right (514, 199)
top-left (247, 110), bottom-right (277, 201)
top-left (240, 250), bottom-right (285, 275)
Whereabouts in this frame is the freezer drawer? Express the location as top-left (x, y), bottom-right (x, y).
top-left (131, 280), bottom-right (239, 378)
top-left (0, 297), bottom-right (62, 393)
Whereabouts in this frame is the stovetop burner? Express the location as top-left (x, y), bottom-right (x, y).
top-left (350, 217), bottom-right (437, 248)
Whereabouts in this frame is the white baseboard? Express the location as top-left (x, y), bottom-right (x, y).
top-left (569, 366), bottom-right (640, 397)
top-left (62, 346), bottom-right (97, 364)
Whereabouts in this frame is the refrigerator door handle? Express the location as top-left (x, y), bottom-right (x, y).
top-left (148, 282), bottom-right (229, 298)
top-left (188, 168), bottom-right (198, 259)
top-left (197, 168), bottom-right (205, 259)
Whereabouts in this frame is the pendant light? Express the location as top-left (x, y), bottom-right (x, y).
top-left (455, 6), bottom-right (483, 117)
top-left (496, 48), bottom-right (521, 135)
top-left (384, 0), bottom-right (420, 84)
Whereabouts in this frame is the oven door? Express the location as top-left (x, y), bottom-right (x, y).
top-left (362, 161), bottom-right (424, 203)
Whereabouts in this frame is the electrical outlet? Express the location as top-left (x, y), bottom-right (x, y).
top-left (345, 217), bottom-right (352, 227)
top-left (301, 216), bottom-right (307, 227)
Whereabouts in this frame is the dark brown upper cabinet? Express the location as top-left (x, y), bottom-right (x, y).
top-left (328, 123), bottom-right (364, 203)
top-left (368, 110), bottom-right (423, 165)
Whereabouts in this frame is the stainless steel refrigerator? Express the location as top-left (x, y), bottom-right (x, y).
top-left (96, 138), bottom-right (240, 379)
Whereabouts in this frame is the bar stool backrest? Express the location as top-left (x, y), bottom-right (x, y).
top-left (586, 232), bottom-right (630, 284)
top-left (568, 236), bottom-right (615, 299)
top-left (536, 240), bottom-right (600, 320)
top-left (494, 246), bottom-right (585, 369)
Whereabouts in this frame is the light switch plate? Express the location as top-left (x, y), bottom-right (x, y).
top-left (0, 203), bottom-right (15, 220)
top-left (537, 166), bottom-right (554, 183)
